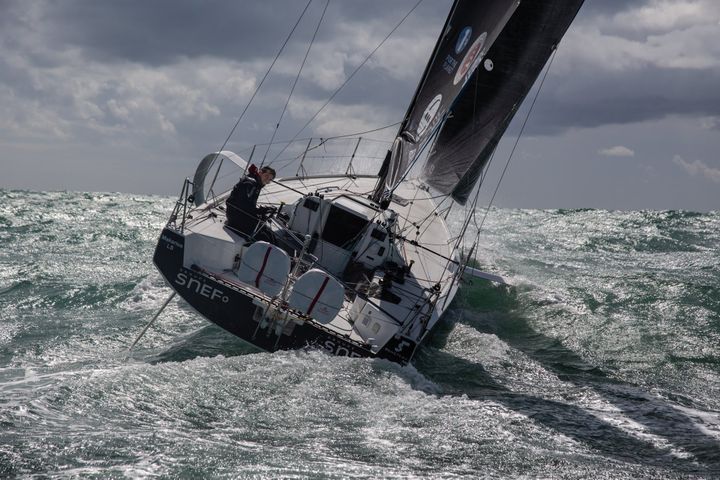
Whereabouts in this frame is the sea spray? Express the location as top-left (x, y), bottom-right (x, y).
top-left (1, 190), bottom-right (718, 478)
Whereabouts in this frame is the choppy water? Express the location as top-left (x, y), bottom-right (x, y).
top-left (1, 189), bottom-right (719, 479)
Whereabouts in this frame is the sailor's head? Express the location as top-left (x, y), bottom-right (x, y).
top-left (258, 166), bottom-right (276, 186)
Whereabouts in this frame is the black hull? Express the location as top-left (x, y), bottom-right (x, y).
top-left (153, 228), bottom-right (416, 364)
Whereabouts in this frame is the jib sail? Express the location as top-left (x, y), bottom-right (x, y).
top-left (378, 0), bottom-right (585, 205)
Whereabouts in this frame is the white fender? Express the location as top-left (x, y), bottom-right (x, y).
top-left (236, 241), bottom-right (291, 297)
top-left (288, 269), bottom-right (345, 324)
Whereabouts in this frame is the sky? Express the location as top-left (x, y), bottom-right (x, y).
top-left (1, 0), bottom-right (718, 211)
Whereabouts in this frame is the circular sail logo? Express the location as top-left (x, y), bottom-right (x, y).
top-left (455, 26), bottom-right (472, 54)
top-left (416, 94), bottom-right (442, 137)
top-left (453, 32), bottom-right (487, 86)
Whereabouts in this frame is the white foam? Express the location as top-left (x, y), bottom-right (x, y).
top-left (120, 273), bottom-right (172, 312)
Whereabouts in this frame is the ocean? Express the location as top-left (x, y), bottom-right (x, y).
top-left (1, 189), bottom-right (718, 479)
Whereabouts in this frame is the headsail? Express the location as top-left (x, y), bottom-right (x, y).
top-left (378, 0), bottom-right (585, 205)
top-left (375, 0), bottom-right (521, 200)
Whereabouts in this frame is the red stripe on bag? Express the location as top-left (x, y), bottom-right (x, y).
top-left (307, 276), bottom-right (330, 315)
top-left (255, 246), bottom-right (272, 288)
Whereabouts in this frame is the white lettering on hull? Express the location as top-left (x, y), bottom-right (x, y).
top-left (161, 234), bottom-right (184, 250)
top-left (323, 340), bottom-right (363, 358)
top-left (175, 272), bottom-right (229, 303)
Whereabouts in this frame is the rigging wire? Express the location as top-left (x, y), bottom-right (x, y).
top-left (272, 130), bottom-right (396, 172)
top-left (466, 46), bottom-right (561, 273)
top-left (437, 46), bottom-right (561, 285)
top-left (217, 0), bottom-right (312, 155)
top-left (271, 0), bottom-right (424, 163)
top-left (231, 122), bottom-right (399, 174)
top-left (417, 195), bottom-right (452, 238)
top-left (205, 0), bottom-right (313, 199)
top-left (261, 0), bottom-right (330, 166)
top-left (321, 124), bottom-right (402, 140)
top-left (475, 47), bottom-right (560, 237)
top-left (247, 122), bottom-right (402, 150)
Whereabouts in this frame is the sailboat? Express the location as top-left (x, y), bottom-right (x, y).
top-left (150, 0), bottom-right (585, 364)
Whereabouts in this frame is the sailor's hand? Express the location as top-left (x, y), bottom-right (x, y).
top-left (258, 206), bottom-right (277, 219)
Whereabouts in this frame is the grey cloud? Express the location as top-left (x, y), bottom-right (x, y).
top-left (673, 155), bottom-right (720, 183)
top-left (528, 66), bottom-right (720, 135)
top-left (578, 0), bottom-right (647, 15)
top-left (0, 0), bottom-right (441, 143)
top-left (15, 0), bottom-right (446, 66)
top-left (2, 1), bottom-right (719, 169)
top-left (41, 0), bottom-right (315, 65)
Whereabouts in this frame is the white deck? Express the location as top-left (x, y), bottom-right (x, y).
top-left (181, 175), bottom-right (460, 350)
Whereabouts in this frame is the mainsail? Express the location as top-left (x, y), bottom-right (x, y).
top-left (378, 0), bottom-right (585, 205)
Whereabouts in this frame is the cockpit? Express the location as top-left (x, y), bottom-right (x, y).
top-left (276, 193), bottom-right (398, 279)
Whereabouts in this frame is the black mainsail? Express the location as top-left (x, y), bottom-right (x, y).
top-left (378, 0), bottom-right (585, 205)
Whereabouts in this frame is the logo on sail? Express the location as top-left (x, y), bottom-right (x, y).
top-left (453, 32), bottom-right (487, 86)
top-left (455, 26), bottom-right (472, 54)
top-left (416, 94), bottom-right (442, 137)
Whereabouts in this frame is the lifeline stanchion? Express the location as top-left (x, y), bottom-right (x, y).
top-left (125, 292), bottom-right (176, 360)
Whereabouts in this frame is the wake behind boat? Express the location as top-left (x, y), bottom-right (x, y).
top-left (148, 0), bottom-right (585, 364)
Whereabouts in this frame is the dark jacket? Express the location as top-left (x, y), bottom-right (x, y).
top-left (226, 172), bottom-right (262, 235)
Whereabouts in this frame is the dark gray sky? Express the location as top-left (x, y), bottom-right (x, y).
top-left (1, 0), bottom-right (718, 211)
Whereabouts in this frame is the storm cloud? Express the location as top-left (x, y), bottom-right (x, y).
top-left (1, 0), bottom-right (718, 210)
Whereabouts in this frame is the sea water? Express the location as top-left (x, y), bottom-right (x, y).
top-left (1, 189), bottom-right (718, 478)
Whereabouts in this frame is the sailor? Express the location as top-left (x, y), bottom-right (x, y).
top-left (225, 165), bottom-right (276, 238)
